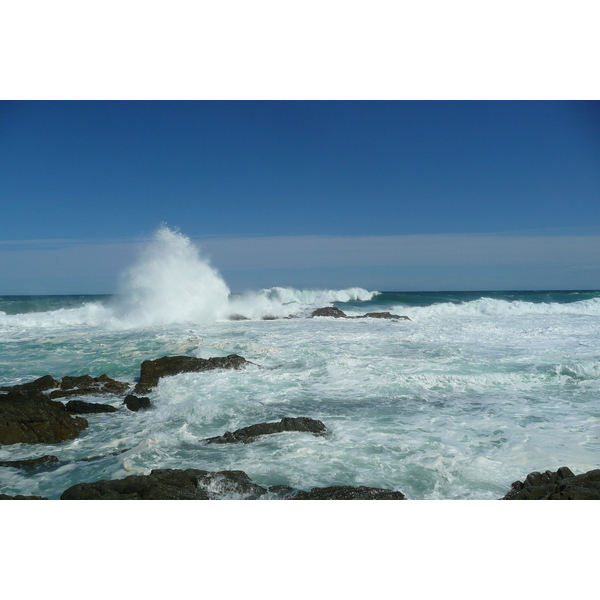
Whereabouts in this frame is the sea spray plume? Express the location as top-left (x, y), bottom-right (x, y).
top-left (115, 226), bottom-right (230, 326)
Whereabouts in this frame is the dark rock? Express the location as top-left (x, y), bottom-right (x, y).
top-left (0, 454), bottom-right (59, 468)
top-left (0, 390), bottom-right (88, 445)
top-left (261, 316), bottom-right (278, 320)
top-left (0, 375), bottom-right (60, 394)
top-left (358, 312), bottom-right (411, 320)
top-left (49, 374), bottom-right (129, 399)
top-left (204, 417), bottom-right (328, 444)
top-left (133, 354), bottom-right (253, 394)
top-left (60, 468), bottom-right (267, 500)
top-left (288, 485), bottom-right (406, 500)
top-left (228, 314), bottom-right (250, 321)
top-left (311, 307), bottom-right (347, 318)
top-left (65, 400), bottom-right (118, 414)
top-left (0, 494), bottom-right (48, 500)
top-left (124, 395), bottom-right (151, 411)
top-left (501, 467), bottom-right (600, 499)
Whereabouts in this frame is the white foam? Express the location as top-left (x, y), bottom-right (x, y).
top-left (398, 296), bottom-right (600, 321)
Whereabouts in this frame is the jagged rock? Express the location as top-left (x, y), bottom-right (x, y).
top-left (49, 374), bottom-right (129, 399)
top-left (0, 454), bottom-right (59, 468)
top-left (123, 395), bottom-right (151, 411)
top-left (311, 307), bottom-right (347, 318)
top-left (288, 486), bottom-right (406, 500)
top-left (0, 375), bottom-right (60, 394)
top-left (133, 354), bottom-right (253, 394)
top-left (358, 312), bottom-right (411, 320)
top-left (0, 390), bottom-right (88, 445)
top-left (60, 468), bottom-right (267, 500)
top-left (501, 467), bottom-right (600, 499)
top-left (0, 494), bottom-right (48, 500)
top-left (65, 400), bottom-right (118, 414)
top-left (204, 417), bottom-right (328, 444)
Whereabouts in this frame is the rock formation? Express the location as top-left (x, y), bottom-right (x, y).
top-left (0, 390), bottom-right (88, 445)
top-left (123, 395), bottom-right (151, 411)
top-left (65, 400), bottom-right (118, 414)
top-left (288, 485), bottom-right (406, 500)
top-left (501, 466), bottom-right (600, 499)
top-left (204, 417), bottom-right (328, 444)
top-left (60, 468), bottom-right (268, 500)
top-left (133, 354), bottom-right (253, 394)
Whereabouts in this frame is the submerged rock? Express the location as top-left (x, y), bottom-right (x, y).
top-left (123, 395), bottom-right (151, 411)
top-left (0, 390), bottom-right (88, 445)
top-left (65, 400), bottom-right (118, 414)
top-left (0, 454), bottom-right (59, 468)
top-left (133, 354), bottom-right (253, 394)
top-left (311, 307), bottom-right (347, 318)
top-left (60, 468), bottom-right (268, 500)
top-left (501, 467), bottom-right (600, 499)
top-left (288, 486), bottom-right (406, 500)
top-left (49, 374), bottom-right (129, 399)
top-left (204, 417), bottom-right (328, 444)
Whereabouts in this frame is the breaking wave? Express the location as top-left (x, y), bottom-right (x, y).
top-left (0, 226), bottom-right (379, 329)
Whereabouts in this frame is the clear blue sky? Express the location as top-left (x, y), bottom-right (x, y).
top-left (1, 101), bottom-right (599, 293)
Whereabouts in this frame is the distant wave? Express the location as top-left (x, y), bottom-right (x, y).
top-left (394, 296), bottom-right (600, 320)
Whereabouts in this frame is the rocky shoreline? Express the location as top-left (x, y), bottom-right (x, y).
top-left (2, 311), bottom-right (598, 500)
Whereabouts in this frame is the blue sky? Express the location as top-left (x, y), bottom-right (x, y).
top-left (1, 100), bottom-right (599, 293)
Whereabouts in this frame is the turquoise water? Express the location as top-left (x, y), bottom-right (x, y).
top-left (2, 288), bottom-right (599, 499)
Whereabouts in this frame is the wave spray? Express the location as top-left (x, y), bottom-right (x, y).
top-left (116, 226), bottom-right (230, 326)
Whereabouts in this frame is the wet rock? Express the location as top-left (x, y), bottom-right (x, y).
top-left (358, 312), bottom-right (411, 320)
top-left (311, 307), bottom-right (347, 318)
top-left (0, 494), bottom-right (48, 500)
top-left (65, 400), bottom-right (118, 414)
top-left (49, 374), bottom-right (129, 399)
top-left (501, 467), bottom-right (600, 499)
top-left (228, 314), bottom-right (250, 321)
top-left (60, 468), bottom-right (267, 500)
top-left (0, 390), bottom-right (88, 445)
top-left (0, 375), bottom-right (60, 394)
top-left (204, 417), bottom-right (328, 444)
top-left (123, 395), bottom-right (151, 411)
top-left (288, 485), bottom-right (406, 500)
top-left (0, 454), bottom-right (59, 468)
top-left (134, 354), bottom-right (253, 394)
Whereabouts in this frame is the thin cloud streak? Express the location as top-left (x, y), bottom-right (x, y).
top-left (197, 233), bottom-right (600, 270)
top-left (1, 232), bottom-right (599, 294)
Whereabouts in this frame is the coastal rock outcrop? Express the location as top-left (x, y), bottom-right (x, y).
top-left (0, 390), bottom-right (88, 445)
top-left (311, 307), bottom-right (347, 318)
top-left (123, 395), bottom-right (151, 411)
top-left (60, 468), bottom-right (268, 500)
top-left (358, 312), bottom-right (411, 320)
top-left (288, 485), bottom-right (406, 500)
top-left (501, 467), bottom-right (600, 499)
top-left (49, 374), bottom-right (129, 399)
top-left (65, 400), bottom-right (118, 414)
top-left (204, 417), bottom-right (328, 444)
top-left (133, 354), bottom-right (253, 394)
top-left (0, 375), bottom-right (59, 394)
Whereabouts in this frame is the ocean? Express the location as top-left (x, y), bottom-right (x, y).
top-left (1, 228), bottom-right (599, 500)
